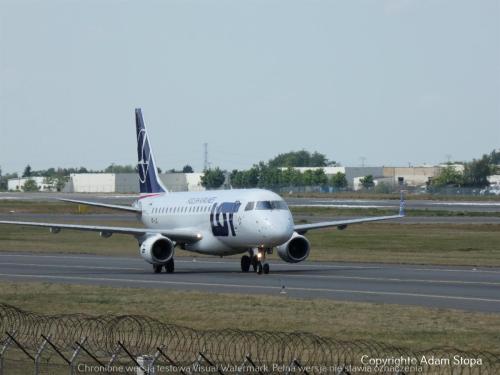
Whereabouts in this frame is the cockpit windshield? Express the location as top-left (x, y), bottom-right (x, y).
top-left (255, 200), bottom-right (288, 210)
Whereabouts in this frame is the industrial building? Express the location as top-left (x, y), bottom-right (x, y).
top-left (7, 177), bottom-right (54, 192)
top-left (287, 165), bottom-right (457, 189)
top-left (62, 173), bottom-right (204, 193)
top-left (63, 173), bottom-right (139, 193)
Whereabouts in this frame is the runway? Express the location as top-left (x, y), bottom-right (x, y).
top-left (0, 252), bottom-right (499, 313)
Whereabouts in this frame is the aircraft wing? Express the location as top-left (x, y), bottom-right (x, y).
top-left (58, 198), bottom-right (141, 213)
top-left (0, 221), bottom-right (202, 243)
top-left (294, 192), bottom-right (406, 234)
top-left (294, 214), bottom-right (403, 234)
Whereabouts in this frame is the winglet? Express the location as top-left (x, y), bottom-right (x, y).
top-left (399, 190), bottom-right (406, 216)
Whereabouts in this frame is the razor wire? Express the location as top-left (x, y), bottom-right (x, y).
top-left (1, 302), bottom-right (499, 374)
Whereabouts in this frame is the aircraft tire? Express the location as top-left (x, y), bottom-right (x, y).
top-left (263, 263), bottom-right (270, 274)
top-left (241, 255), bottom-right (251, 272)
top-left (165, 259), bottom-right (175, 273)
top-left (153, 264), bottom-right (163, 274)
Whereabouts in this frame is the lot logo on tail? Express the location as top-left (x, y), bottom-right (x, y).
top-left (137, 128), bottom-right (150, 184)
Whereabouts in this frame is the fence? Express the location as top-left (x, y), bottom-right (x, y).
top-left (0, 303), bottom-right (498, 374)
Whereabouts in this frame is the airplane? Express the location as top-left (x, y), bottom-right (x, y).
top-left (0, 109), bottom-right (405, 275)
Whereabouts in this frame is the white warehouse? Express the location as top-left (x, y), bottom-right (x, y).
top-left (7, 177), bottom-right (54, 192)
top-left (63, 173), bottom-right (205, 193)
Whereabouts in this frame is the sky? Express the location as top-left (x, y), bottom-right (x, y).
top-left (0, 0), bottom-right (499, 174)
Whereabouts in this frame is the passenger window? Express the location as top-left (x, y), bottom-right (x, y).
top-left (245, 202), bottom-right (255, 211)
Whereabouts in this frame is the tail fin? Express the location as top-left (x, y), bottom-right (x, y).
top-left (135, 108), bottom-right (168, 194)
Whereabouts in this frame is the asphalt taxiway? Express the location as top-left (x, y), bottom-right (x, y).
top-left (0, 253), bottom-right (498, 313)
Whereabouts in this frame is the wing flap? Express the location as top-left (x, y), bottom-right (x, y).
top-left (0, 220), bottom-right (201, 243)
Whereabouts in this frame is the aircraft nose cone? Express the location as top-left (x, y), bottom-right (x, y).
top-left (262, 216), bottom-right (293, 245)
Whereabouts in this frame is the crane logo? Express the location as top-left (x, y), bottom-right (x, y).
top-left (137, 129), bottom-right (150, 184)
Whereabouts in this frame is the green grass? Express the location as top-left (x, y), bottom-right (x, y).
top-left (0, 282), bottom-right (499, 353)
top-left (307, 223), bottom-right (500, 266)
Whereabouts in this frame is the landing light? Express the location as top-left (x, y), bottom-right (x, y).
top-left (257, 253), bottom-right (263, 259)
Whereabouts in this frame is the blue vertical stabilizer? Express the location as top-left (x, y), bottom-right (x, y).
top-left (135, 108), bottom-right (168, 194)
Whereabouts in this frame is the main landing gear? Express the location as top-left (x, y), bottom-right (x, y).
top-left (241, 249), bottom-right (270, 275)
top-left (153, 258), bottom-right (175, 274)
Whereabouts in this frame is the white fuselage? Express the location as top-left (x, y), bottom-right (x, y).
top-left (135, 189), bottom-right (295, 256)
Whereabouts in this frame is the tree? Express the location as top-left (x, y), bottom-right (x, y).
top-left (55, 176), bottom-right (69, 192)
top-left (43, 176), bottom-right (55, 191)
top-left (462, 155), bottom-right (493, 187)
top-left (104, 164), bottom-right (136, 173)
top-left (360, 175), bottom-right (375, 189)
top-left (331, 172), bottom-right (348, 189)
top-left (282, 167), bottom-right (303, 186)
top-left (312, 169), bottom-right (328, 185)
top-left (490, 149), bottom-right (500, 165)
top-left (268, 150), bottom-right (332, 168)
top-left (432, 166), bottom-right (463, 187)
top-left (230, 170), bottom-right (244, 188)
top-left (201, 168), bottom-right (225, 189)
top-left (374, 182), bottom-right (392, 194)
top-left (182, 165), bottom-right (194, 173)
top-left (22, 179), bottom-right (39, 192)
top-left (302, 170), bottom-right (314, 186)
top-left (22, 165), bottom-right (32, 178)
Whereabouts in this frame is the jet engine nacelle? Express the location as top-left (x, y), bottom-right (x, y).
top-left (276, 232), bottom-right (310, 263)
top-left (139, 234), bottom-right (175, 264)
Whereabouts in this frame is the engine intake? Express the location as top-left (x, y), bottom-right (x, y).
top-left (140, 235), bottom-right (175, 264)
top-left (277, 232), bottom-right (310, 263)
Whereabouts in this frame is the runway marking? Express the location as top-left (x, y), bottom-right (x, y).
top-left (0, 254), bottom-right (381, 270)
top-left (0, 262), bottom-right (498, 287)
top-left (1, 253), bottom-right (500, 274)
top-left (290, 204), bottom-right (394, 209)
top-left (0, 273), bottom-right (499, 305)
top-left (0, 262), bottom-right (143, 271)
top-left (268, 273), bottom-right (500, 286)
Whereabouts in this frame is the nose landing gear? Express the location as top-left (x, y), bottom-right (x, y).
top-left (152, 258), bottom-right (175, 274)
top-left (241, 248), bottom-right (270, 275)
top-left (241, 255), bottom-right (251, 272)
